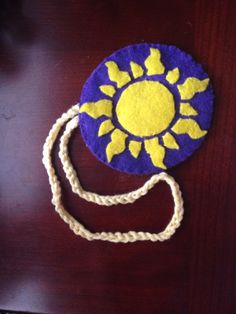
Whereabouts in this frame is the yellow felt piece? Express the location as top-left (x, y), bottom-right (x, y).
top-left (98, 119), bottom-right (115, 137)
top-left (180, 102), bottom-right (198, 116)
top-left (177, 77), bottom-right (209, 100)
top-left (99, 85), bottom-right (116, 97)
top-left (144, 48), bottom-right (165, 75)
top-left (116, 81), bottom-right (175, 137)
top-left (79, 100), bottom-right (113, 118)
top-left (144, 138), bottom-right (166, 169)
top-left (105, 61), bottom-right (131, 88)
top-left (166, 68), bottom-right (180, 84)
top-left (162, 132), bottom-right (180, 149)
top-left (106, 129), bottom-right (128, 162)
top-left (172, 118), bottom-right (207, 139)
top-left (129, 140), bottom-right (142, 158)
top-left (130, 61), bottom-right (144, 79)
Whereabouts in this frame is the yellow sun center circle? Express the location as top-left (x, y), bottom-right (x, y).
top-left (116, 80), bottom-right (175, 137)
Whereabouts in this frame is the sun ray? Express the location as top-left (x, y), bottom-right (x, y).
top-left (105, 61), bottom-right (131, 88)
top-left (129, 140), bottom-right (142, 158)
top-left (98, 119), bottom-right (114, 137)
top-left (162, 132), bottom-right (179, 149)
top-left (177, 77), bottom-right (209, 100)
top-left (130, 61), bottom-right (144, 79)
top-left (180, 102), bottom-right (198, 116)
top-left (144, 48), bottom-right (165, 75)
top-left (106, 129), bottom-right (128, 162)
top-left (172, 118), bottom-right (207, 139)
top-left (79, 100), bottom-right (112, 118)
top-left (144, 138), bottom-right (166, 169)
top-left (166, 68), bottom-right (180, 84)
top-left (99, 85), bottom-right (116, 97)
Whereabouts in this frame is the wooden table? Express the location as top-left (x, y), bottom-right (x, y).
top-left (0, 1), bottom-right (236, 313)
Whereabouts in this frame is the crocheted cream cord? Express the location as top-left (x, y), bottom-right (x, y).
top-left (42, 104), bottom-right (184, 243)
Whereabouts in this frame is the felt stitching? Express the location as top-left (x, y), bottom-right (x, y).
top-left (79, 99), bottom-right (112, 118)
top-left (162, 132), bottom-right (180, 149)
top-left (172, 118), bottom-right (207, 139)
top-left (166, 67), bottom-right (180, 84)
top-left (130, 61), bottom-right (144, 79)
top-left (129, 140), bottom-right (142, 158)
top-left (98, 119), bottom-right (115, 137)
top-left (144, 48), bottom-right (165, 75)
top-left (177, 77), bottom-right (209, 100)
top-left (179, 102), bottom-right (198, 116)
top-left (144, 138), bottom-right (167, 169)
top-left (99, 85), bottom-right (116, 97)
top-left (106, 128), bottom-right (128, 162)
top-left (105, 61), bottom-right (131, 88)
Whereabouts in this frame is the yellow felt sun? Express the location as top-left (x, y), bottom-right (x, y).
top-left (79, 48), bottom-right (209, 169)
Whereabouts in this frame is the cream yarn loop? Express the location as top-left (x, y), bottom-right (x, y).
top-left (42, 104), bottom-right (184, 243)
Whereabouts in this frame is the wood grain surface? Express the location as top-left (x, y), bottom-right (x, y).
top-left (0, 0), bottom-right (236, 313)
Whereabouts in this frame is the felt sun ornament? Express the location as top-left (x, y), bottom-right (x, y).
top-left (79, 44), bottom-right (213, 174)
top-left (43, 43), bottom-right (214, 243)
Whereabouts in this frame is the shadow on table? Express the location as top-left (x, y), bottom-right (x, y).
top-left (0, 0), bottom-right (36, 74)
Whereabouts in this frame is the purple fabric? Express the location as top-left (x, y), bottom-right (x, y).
top-left (79, 43), bottom-right (214, 175)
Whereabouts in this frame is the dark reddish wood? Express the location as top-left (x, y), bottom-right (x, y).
top-left (0, 0), bottom-right (236, 313)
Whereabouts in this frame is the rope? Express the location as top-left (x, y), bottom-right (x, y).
top-left (42, 104), bottom-right (184, 243)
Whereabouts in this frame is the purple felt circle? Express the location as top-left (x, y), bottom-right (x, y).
top-left (79, 43), bottom-right (214, 175)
